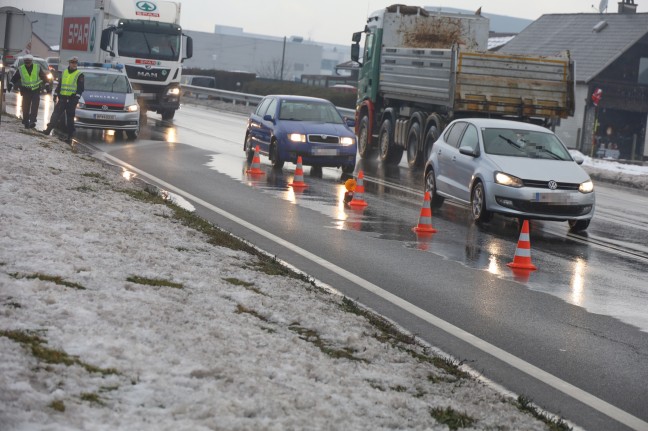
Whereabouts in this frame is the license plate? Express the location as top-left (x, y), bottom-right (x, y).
top-left (313, 149), bottom-right (338, 156)
top-left (533, 193), bottom-right (575, 203)
top-left (94, 114), bottom-right (116, 120)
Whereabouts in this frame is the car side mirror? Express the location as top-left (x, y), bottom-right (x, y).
top-left (344, 117), bottom-right (355, 128)
top-left (571, 153), bottom-right (584, 165)
top-left (263, 114), bottom-right (274, 123)
top-left (459, 146), bottom-right (479, 157)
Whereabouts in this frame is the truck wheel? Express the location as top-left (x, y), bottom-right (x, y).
top-left (378, 118), bottom-right (403, 165)
top-left (406, 122), bottom-right (422, 168)
top-left (358, 115), bottom-right (376, 159)
top-left (423, 125), bottom-right (439, 162)
top-left (161, 110), bottom-right (175, 121)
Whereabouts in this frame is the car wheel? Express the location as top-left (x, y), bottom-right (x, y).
top-left (342, 164), bottom-right (355, 174)
top-left (568, 219), bottom-right (590, 232)
top-left (378, 118), bottom-right (403, 165)
top-left (406, 122), bottom-right (422, 168)
top-left (471, 181), bottom-right (492, 223)
top-left (126, 129), bottom-right (139, 140)
top-left (244, 135), bottom-right (255, 163)
top-left (358, 115), bottom-right (376, 159)
top-left (270, 142), bottom-right (284, 169)
top-left (424, 167), bottom-right (444, 208)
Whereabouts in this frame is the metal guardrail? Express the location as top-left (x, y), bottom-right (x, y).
top-left (180, 84), bottom-right (356, 119)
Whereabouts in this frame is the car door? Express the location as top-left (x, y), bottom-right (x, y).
top-left (435, 121), bottom-right (467, 196)
top-left (248, 97), bottom-right (273, 154)
top-left (451, 124), bottom-right (480, 202)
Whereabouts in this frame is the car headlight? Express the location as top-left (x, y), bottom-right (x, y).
top-left (289, 133), bottom-right (306, 143)
top-left (126, 104), bottom-right (139, 112)
top-left (46, 72), bottom-right (53, 80)
top-left (166, 87), bottom-right (180, 96)
top-left (494, 171), bottom-right (523, 188)
top-left (340, 136), bottom-right (355, 146)
top-left (579, 179), bottom-right (594, 193)
top-left (77, 102), bottom-right (85, 108)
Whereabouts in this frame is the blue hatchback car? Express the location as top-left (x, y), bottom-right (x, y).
top-left (244, 95), bottom-right (357, 173)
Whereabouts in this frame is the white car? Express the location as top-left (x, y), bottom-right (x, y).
top-left (74, 64), bottom-right (140, 139)
top-left (424, 118), bottom-right (595, 231)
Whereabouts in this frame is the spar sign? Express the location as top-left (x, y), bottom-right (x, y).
top-left (62, 16), bottom-right (96, 51)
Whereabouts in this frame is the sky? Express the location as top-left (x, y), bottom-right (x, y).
top-left (0, 116), bottom-right (564, 430)
top-left (6, 0), bottom-right (648, 46)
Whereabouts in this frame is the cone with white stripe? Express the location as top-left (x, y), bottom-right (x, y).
top-left (507, 220), bottom-right (537, 270)
top-left (412, 191), bottom-right (437, 234)
top-left (348, 170), bottom-right (368, 207)
top-left (289, 156), bottom-right (308, 188)
top-left (246, 145), bottom-right (264, 175)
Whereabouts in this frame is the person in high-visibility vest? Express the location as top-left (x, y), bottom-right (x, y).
top-left (8, 54), bottom-right (50, 129)
top-left (42, 56), bottom-right (85, 144)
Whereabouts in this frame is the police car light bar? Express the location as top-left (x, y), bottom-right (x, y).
top-left (78, 62), bottom-right (124, 71)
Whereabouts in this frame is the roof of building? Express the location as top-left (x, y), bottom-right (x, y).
top-left (499, 13), bottom-right (648, 83)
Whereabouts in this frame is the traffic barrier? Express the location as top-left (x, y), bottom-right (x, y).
top-left (289, 156), bottom-right (308, 188)
top-left (246, 145), bottom-right (264, 175)
top-left (507, 220), bottom-right (537, 271)
top-left (348, 170), bottom-right (368, 207)
top-left (412, 191), bottom-right (437, 234)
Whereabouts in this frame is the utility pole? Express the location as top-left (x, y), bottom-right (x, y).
top-left (280, 36), bottom-right (286, 81)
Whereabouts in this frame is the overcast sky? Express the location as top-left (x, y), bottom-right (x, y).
top-left (8, 0), bottom-right (647, 45)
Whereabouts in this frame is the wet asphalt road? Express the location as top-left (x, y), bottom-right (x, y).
top-left (5, 94), bottom-right (648, 430)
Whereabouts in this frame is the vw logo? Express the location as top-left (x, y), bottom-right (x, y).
top-left (548, 180), bottom-right (558, 190)
top-left (102, 105), bottom-right (108, 111)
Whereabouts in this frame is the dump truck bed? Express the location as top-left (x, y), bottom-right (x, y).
top-left (378, 47), bottom-right (574, 119)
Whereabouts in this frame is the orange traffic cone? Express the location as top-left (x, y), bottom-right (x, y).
top-left (246, 145), bottom-right (264, 175)
top-left (412, 191), bottom-right (437, 234)
top-left (507, 220), bottom-right (537, 271)
top-left (289, 156), bottom-right (308, 188)
top-left (348, 170), bottom-right (368, 207)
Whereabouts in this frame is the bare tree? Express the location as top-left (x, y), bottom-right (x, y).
top-left (256, 58), bottom-right (293, 80)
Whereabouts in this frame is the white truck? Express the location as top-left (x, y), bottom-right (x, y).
top-left (351, 4), bottom-right (575, 168)
top-left (59, 0), bottom-right (193, 120)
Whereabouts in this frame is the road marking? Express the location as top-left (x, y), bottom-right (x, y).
top-left (103, 153), bottom-right (648, 431)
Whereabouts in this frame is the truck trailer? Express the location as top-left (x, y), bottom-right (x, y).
top-left (59, 0), bottom-right (193, 120)
top-left (351, 4), bottom-right (575, 168)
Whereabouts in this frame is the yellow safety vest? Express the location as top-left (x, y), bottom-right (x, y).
top-left (60, 69), bottom-right (82, 96)
top-left (19, 64), bottom-right (42, 91)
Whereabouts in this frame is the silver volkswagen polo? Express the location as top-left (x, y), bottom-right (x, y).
top-left (424, 118), bottom-right (595, 231)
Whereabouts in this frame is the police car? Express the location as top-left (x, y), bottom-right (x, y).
top-left (75, 63), bottom-right (140, 139)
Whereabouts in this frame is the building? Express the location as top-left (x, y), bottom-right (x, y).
top-left (500, 1), bottom-right (648, 161)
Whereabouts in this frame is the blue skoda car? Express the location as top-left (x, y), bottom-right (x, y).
top-left (244, 95), bottom-right (357, 173)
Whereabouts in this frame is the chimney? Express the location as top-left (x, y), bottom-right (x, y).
top-left (618, 0), bottom-right (638, 13)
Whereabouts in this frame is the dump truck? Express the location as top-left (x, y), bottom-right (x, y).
top-left (351, 4), bottom-right (575, 167)
top-left (59, 0), bottom-right (193, 120)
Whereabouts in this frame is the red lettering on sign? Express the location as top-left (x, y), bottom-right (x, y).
top-left (136, 59), bottom-right (157, 65)
top-left (136, 12), bottom-right (160, 17)
top-left (62, 17), bottom-right (91, 51)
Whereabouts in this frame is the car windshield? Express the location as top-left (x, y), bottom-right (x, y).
top-left (118, 31), bottom-right (181, 61)
top-left (278, 100), bottom-right (344, 124)
top-left (482, 128), bottom-right (572, 161)
top-left (84, 72), bottom-right (131, 93)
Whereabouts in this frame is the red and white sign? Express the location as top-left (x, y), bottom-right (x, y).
top-left (62, 17), bottom-right (91, 51)
top-left (136, 59), bottom-right (158, 65)
top-left (136, 11), bottom-right (160, 17)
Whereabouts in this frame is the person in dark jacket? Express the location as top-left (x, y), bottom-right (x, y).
top-left (42, 56), bottom-right (85, 144)
top-left (8, 54), bottom-right (50, 129)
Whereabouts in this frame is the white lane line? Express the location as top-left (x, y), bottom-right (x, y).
top-left (105, 154), bottom-right (648, 431)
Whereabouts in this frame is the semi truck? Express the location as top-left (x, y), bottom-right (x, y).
top-left (351, 4), bottom-right (575, 167)
top-left (59, 0), bottom-right (193, 120)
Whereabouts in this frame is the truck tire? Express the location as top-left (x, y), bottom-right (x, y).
top-left (406, 122), bottom-right (422, 168)
top-left (358, 115), bottom-right (377, 159)
top-left (161, 110), bottom-right (175, 121)
top-left (423, 125), bottom-right (440, 163)
top-left (378, 118), bottom-right (403, 165)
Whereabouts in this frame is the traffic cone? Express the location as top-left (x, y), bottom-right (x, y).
top-left (507, 220), bottom-right (537, 271)
top-left (348, 170), bottom-right (368, 207)
top-left (412, 191), bottom-right (437, 234)
top-left (246, 145), bottom-right (264, 175)
top-left (289, 156), bottom-right (308, 188)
